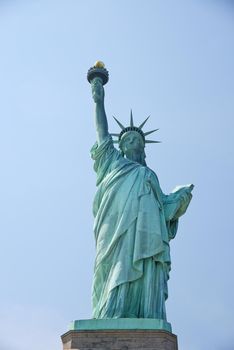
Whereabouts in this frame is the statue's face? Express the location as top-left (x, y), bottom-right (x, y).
top-left (120, 131), bottom-right (144, 153)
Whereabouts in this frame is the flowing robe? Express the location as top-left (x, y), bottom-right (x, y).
top-left (91, 136), bottom-right (192, 320)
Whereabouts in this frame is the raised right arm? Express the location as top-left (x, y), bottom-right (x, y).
top-left (91, 77), bottom-right (109, 145)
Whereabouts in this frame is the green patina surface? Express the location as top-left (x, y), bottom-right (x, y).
top-left (86, 63), bottom-right (193, 328)
top-left (70, 318), bottom-right (172, 332)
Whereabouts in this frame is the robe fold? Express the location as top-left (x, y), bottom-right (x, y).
top-left (91, 136), bottom-right (192, 320)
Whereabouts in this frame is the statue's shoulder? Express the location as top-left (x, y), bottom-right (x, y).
top-left (91, 135), bottom-right (116, 160)
top-left (144, 166), bottom-right (161, 186)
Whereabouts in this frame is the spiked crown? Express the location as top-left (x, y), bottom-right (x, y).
top-left (111, 110), bottom-right (160, 145)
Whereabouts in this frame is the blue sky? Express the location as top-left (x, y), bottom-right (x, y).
top-left (0, 1), bottom-right (233, 349)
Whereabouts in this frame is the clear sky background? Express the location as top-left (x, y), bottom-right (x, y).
top-left (0, 1), bottom-right (233, 349)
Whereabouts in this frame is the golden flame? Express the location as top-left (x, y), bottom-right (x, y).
top-left (94, 61), bottom-right (105, 68)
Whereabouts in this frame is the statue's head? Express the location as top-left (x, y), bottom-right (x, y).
top-left (119, 131), bottom-right (144, 152)
top-left (111, 111), bottom-right (160, 166)
top-left (119, 131), bottom-right (146, 165)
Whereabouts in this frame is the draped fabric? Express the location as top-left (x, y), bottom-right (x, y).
top-left (91, 136), bottom-right (192, 320)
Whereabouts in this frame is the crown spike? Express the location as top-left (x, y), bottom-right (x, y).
top-left (144, 129), bottom-right (159, 136)
top-left (145, 140), bottom-right (161, 143)
top-left (110, 133), bottom-right (120, 137)
top-left (130, 109), bottom-right (134, 127)
top-left (113, 116), bottom-right (125, 130)
top-left (139, 116), bottom-right (150, 129)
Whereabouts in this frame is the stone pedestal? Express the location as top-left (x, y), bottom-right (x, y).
top-left (61, 319), bottom-right (178, 350)
top-left (61, 329), bottom-right (178, 350)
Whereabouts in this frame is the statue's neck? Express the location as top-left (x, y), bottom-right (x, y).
top-left (125, 150), bottom-right (146, 166)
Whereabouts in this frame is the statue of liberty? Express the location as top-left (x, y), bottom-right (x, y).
top-left (87, 62), bottom-right (193, 322)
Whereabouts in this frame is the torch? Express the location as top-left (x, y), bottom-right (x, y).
top-left (87, 61), bottom-right (109, 85)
